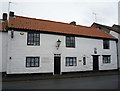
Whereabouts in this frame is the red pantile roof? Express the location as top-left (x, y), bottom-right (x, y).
top-left (8, 15), bottom-right (115, 39)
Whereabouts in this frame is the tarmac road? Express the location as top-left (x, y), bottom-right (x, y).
top-left (2, 74), bottom-right (119, 89)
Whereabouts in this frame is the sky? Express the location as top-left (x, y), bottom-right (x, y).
top-left (118, 1), bottom-right (120, 25)
top-left (0, 0), bottom-right (119, 27)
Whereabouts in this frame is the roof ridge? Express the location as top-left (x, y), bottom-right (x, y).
top-left (93, 23), bottom-right (112, 28)
top-left (15, 15), bottom-right (71, 25)
top-left (15, 15), bottom-right (90, 28)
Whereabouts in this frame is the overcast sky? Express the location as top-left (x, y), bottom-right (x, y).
top-left (0, 0), bottom-right (119, 26)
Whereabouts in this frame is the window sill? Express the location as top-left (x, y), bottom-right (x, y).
top-left (27, 45), bottom-right (40, 47)
top-left (104, 49), bottom-right (110, 50)
top-left (66, 47), bottom-right (76, 48)
top-left (26, 67), bottom-right (39, 68)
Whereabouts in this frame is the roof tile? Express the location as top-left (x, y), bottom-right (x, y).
top-left (8, 15), bottom-right (115, 39)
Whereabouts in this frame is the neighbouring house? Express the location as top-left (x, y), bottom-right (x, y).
top-left (91, 23), bottom-right (120, 69)
top-left (0, 12), bottom-right (118, 74)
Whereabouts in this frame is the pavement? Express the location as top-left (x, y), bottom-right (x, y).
top-left (3, 75), bottom-right (119, 89)
top-left (2, 70), bottom-right (119, 82)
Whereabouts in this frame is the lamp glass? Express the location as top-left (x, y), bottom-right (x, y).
top-left (57, 39), bottom-right (61, 45)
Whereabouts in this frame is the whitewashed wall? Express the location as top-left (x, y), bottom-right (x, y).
top-left (2, 32), bottom-right (7, 72)
top-left (62, 37), bottom-right (117, 72)
top-left (7, 30), bottom-right (118, 74)
top-left (2, 32), bottom-right (8, 72)
top-left (110, 31), bottom-right (120, 68)
top-left (0, 32), bottom-right (7, 72)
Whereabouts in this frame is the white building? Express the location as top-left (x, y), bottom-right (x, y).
top-left (91, 23), bottom-right (120, 69)
top-left (111, 25), bottom-right (120, 70)
top-left (0, 12), bottom-right (118, 74)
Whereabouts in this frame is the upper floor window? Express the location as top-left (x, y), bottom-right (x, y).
top-left (26, 57), bottom-right (39, 67)
top-left (103, 55), bottom-right (111, 64)
top-left (103, 39), bottom-right (109, 49)
top-left (66, 36), bottom-right (75, 48)
top-left (66, 57), bottom-right (77, 66)
top-left (27, 32), bottom-right (40, 46)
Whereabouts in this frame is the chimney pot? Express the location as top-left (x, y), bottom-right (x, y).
top-left (3, 13), bottom-right (7, 21)
top-left (70, 21), bottom-right (76, 26)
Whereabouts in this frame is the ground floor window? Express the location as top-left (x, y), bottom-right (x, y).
top-left (102, 55), bottom-right (111, 64)
top-left (26, 57), bottom-right (39, 67)
top-left (66, 57), bottom-right (77, 66)
top-left (83, 57), bottom-right (86, 65)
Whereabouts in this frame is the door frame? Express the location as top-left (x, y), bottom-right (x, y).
top-left (92, 55), bottom-right (100, 71)
top-left (54, 54), bottom-right (61, 75)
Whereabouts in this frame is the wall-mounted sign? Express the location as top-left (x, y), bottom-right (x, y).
top-left (20, 32), bottom-right (24, 35)
top-left (78, 60), bottom-right (82, 62)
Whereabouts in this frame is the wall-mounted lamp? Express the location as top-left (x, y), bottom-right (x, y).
top-left (56, 39), bottom-right (61, 50)
top-left (94, 48), bottom-right (97, 54)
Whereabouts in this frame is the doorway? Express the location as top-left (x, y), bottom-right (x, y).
top-left (54, 54), bottom-right (61, 74)
top-left (93, 55), bottom-right (99, 71)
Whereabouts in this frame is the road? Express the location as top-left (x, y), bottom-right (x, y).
top-left (2, 75), bottom-right (119, 89)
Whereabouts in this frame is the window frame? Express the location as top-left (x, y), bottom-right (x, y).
top-left (26, 57), bottom-right (40, 67)
top-left (66, 36), bottom-right (75, 48)
top-left (66, 57), bottom-right (77, 66)
top-left (102, 55), bottom-right (111, 64)
top-left (27, 32), bottom-right (40, 46)
top-left (103, 39), bottom-right (110, 49)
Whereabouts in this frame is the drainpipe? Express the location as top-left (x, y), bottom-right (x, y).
top-left (116, 40), bottom-right (119, 71)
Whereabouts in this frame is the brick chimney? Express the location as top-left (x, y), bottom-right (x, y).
top-left (70, 21), bottom-right (76, 26)
top-left (9, 11), bottom-right (14, 17)
top-left (2, 13), bottom-right (7, 21)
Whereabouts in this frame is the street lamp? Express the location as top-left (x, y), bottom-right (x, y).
top-left (56, 39), bottom-right (61, 50)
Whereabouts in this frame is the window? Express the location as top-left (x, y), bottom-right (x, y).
top-left (103, 39), bottom-right (109, 49)
top-left (26, 57), bottom-right (39, 67)
top-left (27, 32), bottom-right (40, 46)
top-left (103, 55), bottom-right (111, 63)
top-left (66, 57), bottom-right (77, 66)
top-left (83, 57), bottom-right (86, 65)
top-left (66, 36), bottom-right (75, 48)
